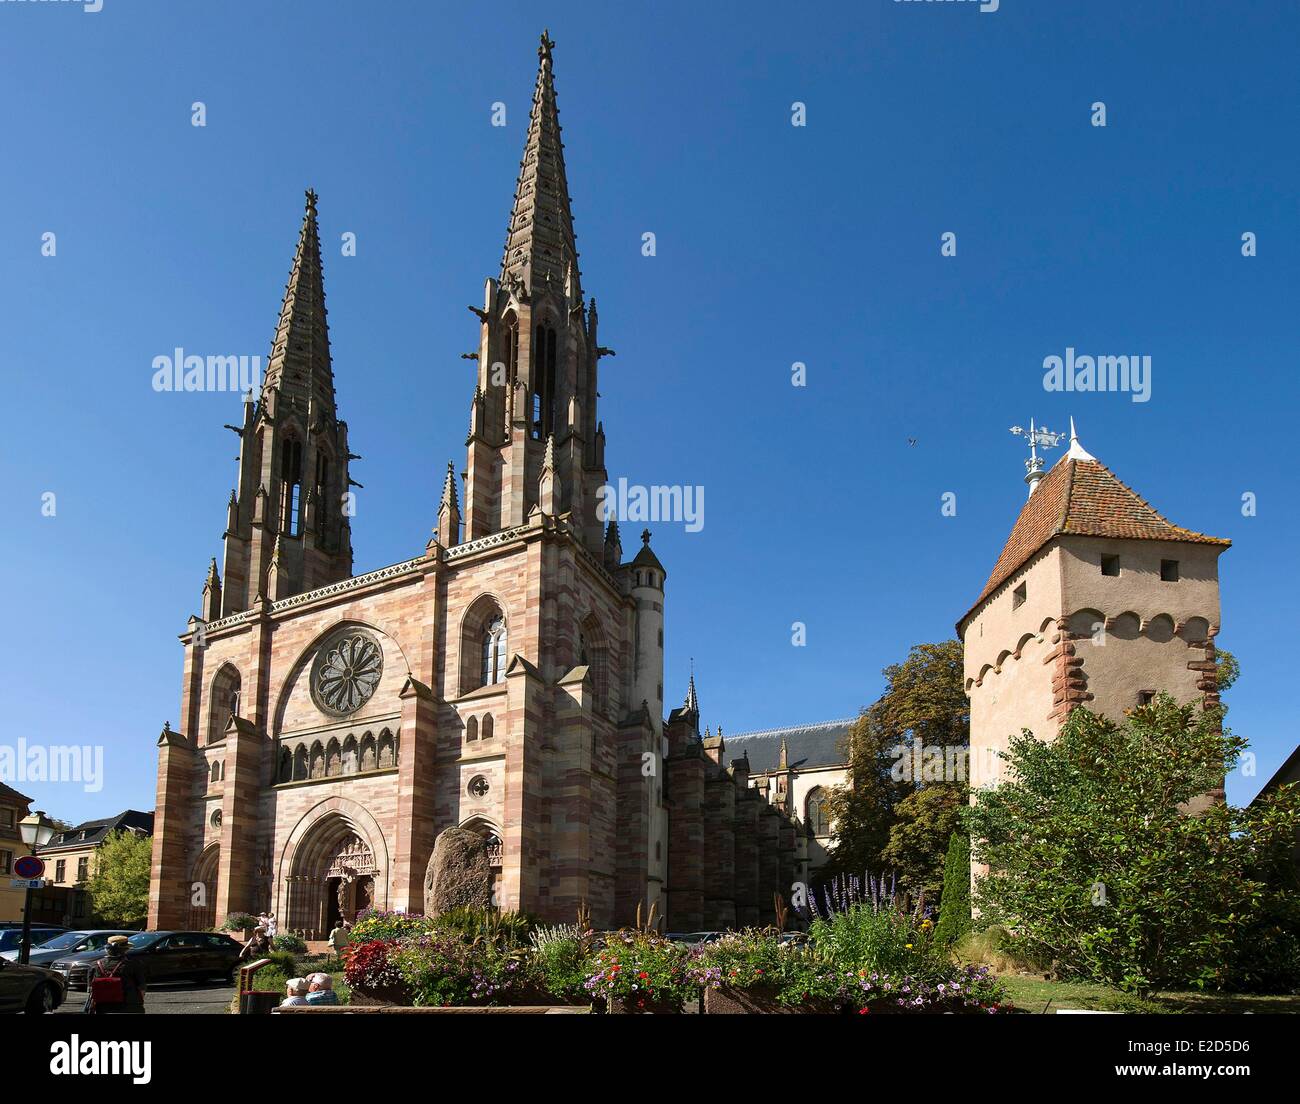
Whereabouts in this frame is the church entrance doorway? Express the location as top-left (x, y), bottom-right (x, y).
top-left (285, 816), bottom-right (380, 939)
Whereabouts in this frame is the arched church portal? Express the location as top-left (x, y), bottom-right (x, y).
top-left (284, 815), bottom-right (381, 939)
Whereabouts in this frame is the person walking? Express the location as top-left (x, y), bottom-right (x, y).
top-left (327, 921), bottom-right (351, 957)
top-left (83, 936), bottom-right (147, 1015)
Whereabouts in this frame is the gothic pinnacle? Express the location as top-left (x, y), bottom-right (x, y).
top-left (440, 460), bottom-right (459, 512)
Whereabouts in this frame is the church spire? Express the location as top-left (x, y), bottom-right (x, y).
top-left (500, 30), bottom-right (580, 299)
top-left (262, 189), bottom-right (333, 408)
top-left (218, 191), bottom-right (354, 614)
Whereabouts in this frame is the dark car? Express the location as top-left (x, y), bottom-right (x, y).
top-left (0, 957), bottom-right (67, 1014)
top-left (0, 928), bottom-right (67, 957)
top-left (0, 929), bottom-right (137, 966)
top-left (52, 931), bottom-right (243, 990)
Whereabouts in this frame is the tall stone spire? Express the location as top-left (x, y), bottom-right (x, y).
top-left (500, 29), bottom-right (580, 300)
top-left (262, 189), bottom-right (334, 407)
top-left (219, 191), bottom-right (355, 614)
top-left (463, 33), bottom-right (609, 554)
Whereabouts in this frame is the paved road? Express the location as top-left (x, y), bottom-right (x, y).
top-left (54, 979), bottom-right (236, 1015)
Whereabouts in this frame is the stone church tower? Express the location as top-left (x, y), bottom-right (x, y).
top-left (149, 33), bottom-right (800, 937)
top-left (219, 189), bottom-right (356, 613)
top-left (958, 424), bottom-right (1231, 800)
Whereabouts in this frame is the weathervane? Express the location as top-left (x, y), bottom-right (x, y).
top-left (1009, 419), bottom-right (1065, 497)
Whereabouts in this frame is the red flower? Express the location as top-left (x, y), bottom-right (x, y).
top-left (638, 971), bottom-right (649, 980)
top-left (858, 1007), bottom-right (870, 1015)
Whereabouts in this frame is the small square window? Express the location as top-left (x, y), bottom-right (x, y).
top-left (1012, 583), bottom-right (1027, 610)
top-left (1160, 559), bottom-right (1179, 582)
top-left (1137, 690), bottom-right (1156, 706)
top-left (1100, 555), bottom-right (1120, 577)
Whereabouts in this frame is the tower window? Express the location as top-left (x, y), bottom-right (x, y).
top-left (531, 323), bottom-right (557, 439)
top-left (481, 615), bottom-right (508, 686)
top-left (1100, 555), bottom-right (1120, 577)
top-left (280, 438), bottom-right (304, 536)
top-left (1012, 582), bottom-right (1027, 609)
top-left (1160, 559), bottom-right (1180, 582)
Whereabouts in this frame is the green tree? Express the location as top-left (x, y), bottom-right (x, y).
top-left (933, 831), bottom-right (971, 950)
top-left (85, 829), bottom-right (153, 927)
top-left (880, 784), bottom-right (964, 901)
top-left (1215, 647), bottom-right (1239, 693)
top-left (964, 696), bottom-right (1300, 995)
top-left (825, 640), bottom-right (968, 887)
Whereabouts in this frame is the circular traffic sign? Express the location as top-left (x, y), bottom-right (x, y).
top-left (13, 855), bottom-right (44, 879)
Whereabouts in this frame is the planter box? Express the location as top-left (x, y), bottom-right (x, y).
top-left (605, 994), bottom-right (682, 1014)
top-left (704, 987), bottom-right (836, 1015)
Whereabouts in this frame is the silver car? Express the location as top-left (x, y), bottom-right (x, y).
top-left (0, 929), bottom-right (137, 968)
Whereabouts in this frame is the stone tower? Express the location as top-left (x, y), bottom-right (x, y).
top-left (462, 30), bottom-right (610, 555)
top-left (218, 190), bottom-right (355, 614)
top-left (958, 425), bottom-right (1231, 797)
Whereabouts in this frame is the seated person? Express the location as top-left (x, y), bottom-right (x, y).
top-left (281, 977), bottom-right (309, 1007)
top-left (305, 972), bottom-right (339, 1006)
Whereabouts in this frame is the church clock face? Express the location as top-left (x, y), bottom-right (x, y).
top-left (312, 631), bottom-right (383, 717)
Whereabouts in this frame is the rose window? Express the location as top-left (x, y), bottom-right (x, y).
top-left (313, 632), bottom-right (383, 716)
top-left (468, 775), bottom-right (490, 798)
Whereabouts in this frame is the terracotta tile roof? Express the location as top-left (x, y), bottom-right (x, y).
top-left (960, 456), bottom-right (1229, 628)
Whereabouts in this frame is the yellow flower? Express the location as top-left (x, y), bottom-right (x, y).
top-left (905, 944), bottom-right (913, 950)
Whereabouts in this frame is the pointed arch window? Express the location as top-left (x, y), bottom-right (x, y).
top-left (482, 615), bottom-right (508, 686)
top-left (281, 438), bottom-right (304, 536)
top-left (531, 323), bottom-right (557, 440)
top-left (806, 787), bottom-right (831, 838)
top-left (315, 449), bottom-right (331, 529)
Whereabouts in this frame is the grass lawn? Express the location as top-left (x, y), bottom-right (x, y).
top-left (997, 973), bottom-right (1300, 1014)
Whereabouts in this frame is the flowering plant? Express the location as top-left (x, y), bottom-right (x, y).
top-left (393, 934), bottom-right (531, 1007)
top-left (349, 908), bottom-right (433, 945)
top-left (583, 930), bottom-right (693, 1011)
top-left (342, 939), bottom-right (406, 999)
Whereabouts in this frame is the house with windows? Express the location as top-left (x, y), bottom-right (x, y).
top-left (35, 809), bottom-right (154, 927)
top-left (148, 35), bottom-right (810, 937)
top-left (0, 782), bottom-right (36, 923)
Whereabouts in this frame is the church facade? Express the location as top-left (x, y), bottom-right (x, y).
top-left (147, 36), bottom-right (811, 938)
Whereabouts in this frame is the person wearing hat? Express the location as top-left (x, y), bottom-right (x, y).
top-left (281, 977), bottom-right (310, 1007)
top-left (239, 925), bottom-right (272, 961)
top-left (304, 972), bottom-right (339, 1006)
top-left (83, 935), bottom-right (147, 1015)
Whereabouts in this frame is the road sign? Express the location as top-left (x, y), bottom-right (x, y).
top-left (13, 855), bottom-right (44, 879)
top-left (9, 878), bottom-right (45, 890)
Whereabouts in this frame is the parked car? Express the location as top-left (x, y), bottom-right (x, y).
top-left (0, 957), bottom-right (67, 1014)
top-left (52, 930), bottom-right (243, 990)
top-left (0, 929), bottom-right (137, 966)
top-left (0, 928), bottom-right (67, 957)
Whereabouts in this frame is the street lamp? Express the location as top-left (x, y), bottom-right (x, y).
top-left (17, 811), bottom-right (57, 966)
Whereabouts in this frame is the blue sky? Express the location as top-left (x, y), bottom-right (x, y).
top-left (1, 0), bottom-right (1296, 823)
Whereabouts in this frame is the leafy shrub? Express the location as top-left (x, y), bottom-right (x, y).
top-left (221, 912), bottom-right (258, 932)
top-left (272, 933), bottom-right (307, 954)
top-left (431, 906), bottom-right (536, 949)
top-left (966, 699), bottom-right (1300, 995)
top-left (267, 950), bottom-right (299, 975)
top-left (528, 924), bottom-right (592, 1001)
